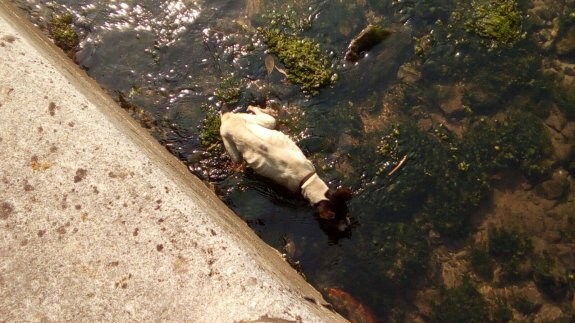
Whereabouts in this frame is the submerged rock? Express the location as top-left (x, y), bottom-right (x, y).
top-left (436, 83), bottom-right (466, 118)
top-left (535, 169), bottom-right (570, 200)
top-left (556, 27), bottom-right (575, 56)
top-left (345, 25), bottom-right (392, 62)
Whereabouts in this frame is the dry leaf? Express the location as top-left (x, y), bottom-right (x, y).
top-left (264, 54), bottom-right (275, 75)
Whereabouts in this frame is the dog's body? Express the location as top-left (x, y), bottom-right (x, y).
top-left (220, 106), bottom-right (351, 220)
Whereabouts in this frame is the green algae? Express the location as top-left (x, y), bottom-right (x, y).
top-left (257, 8), bottom-right (335, 95)
top-left (510, 295), bottom-right (539, 315)
top-left (532, 253), bottom-right (570, 302)
top-left (488, 227), bottom-right (532, 259)
top-left (488, 227), bottom-right (533, 283)
top-left (465, 0), bottom-right (523, 45)
top-left (260, 28), bottom-right (334, 95)
top-left (376, 222), bottom-right (430, 288)
top-left (198, 106), bottom-right (222, 148)
top-left (215, 76), bottom-right (244, 106)
top-left (465, 111), bottom-right (552, 180)
top-left (492, 299), bottom-right (513, 323)
top-left (469, 246), bottom-right (494, 281)
top-left (369, 122), bottom-right (490, 239)
top-left (49, 13), bottom-right (78, 53)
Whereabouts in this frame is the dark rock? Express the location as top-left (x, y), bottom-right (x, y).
top-left (345, 25), bottom-right (392, 62)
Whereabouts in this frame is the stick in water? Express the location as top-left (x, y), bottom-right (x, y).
top-left (388, 155), bottom-right (407, 176)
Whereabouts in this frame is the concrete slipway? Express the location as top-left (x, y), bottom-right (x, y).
top-left (0, 2), bottom-right (347, 322)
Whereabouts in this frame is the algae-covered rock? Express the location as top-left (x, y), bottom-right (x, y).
top-left (345, 24), bottom-right (392, 62)
top-left (49, 13), bottom-right (78, 53)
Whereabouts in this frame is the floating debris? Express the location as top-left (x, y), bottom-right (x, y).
top-left (264, 54), bottom-right (289, 78)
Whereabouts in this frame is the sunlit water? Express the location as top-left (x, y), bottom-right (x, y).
top-left (14, 0), bottom-right (575, 321)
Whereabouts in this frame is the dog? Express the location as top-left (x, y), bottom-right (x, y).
top-left (219, 105), bottom-right (352, 221)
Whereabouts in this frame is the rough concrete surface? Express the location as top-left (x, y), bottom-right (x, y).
top-left (0, 2), bottom-right (347, 322)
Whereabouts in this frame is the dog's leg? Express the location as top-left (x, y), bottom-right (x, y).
top-left (247, 105), bottom-right (277, 129)
top-left (221, 133), bottom-right (243, 163)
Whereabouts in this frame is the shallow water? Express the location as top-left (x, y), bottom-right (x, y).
top-left (14, 0), bottom-right (575, 321)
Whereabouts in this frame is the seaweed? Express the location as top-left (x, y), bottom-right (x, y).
top-left (359, 122), bottom-right (489, 238)
top-left (488, 227), bottom-right (533, 283)
top-left (532, 253), bottom-right (570, 302)
top-left (466, 111), bottom-right (552, 180)
top-left (510, 295), bottom-right (539, 315)
top-left (469, 246), bottom-right (494, 281)
top-left (488, 227), bottom-right (532, 259)
top-left (375, 222), bottom-right (431, 288)
top-left (492, 299), bottom-right (513, 323)
top-left (431, 278), bottom-right (490, 323)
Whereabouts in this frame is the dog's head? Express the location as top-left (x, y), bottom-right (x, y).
top-left (315, 188), bottom-right (353, 220)
top-left (315, 188), bottom-right (354, 238)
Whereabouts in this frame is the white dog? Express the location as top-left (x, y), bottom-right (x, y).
top-left (219, 106), bottom-right (351, 220)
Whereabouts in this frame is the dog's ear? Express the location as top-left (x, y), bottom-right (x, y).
top-left (328, 188), bottom-right (353, 203)
top-left (316, 201), bottom-right (336, 220)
